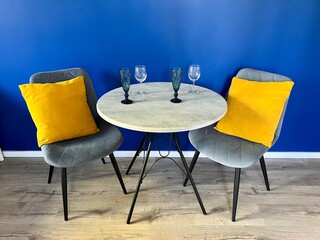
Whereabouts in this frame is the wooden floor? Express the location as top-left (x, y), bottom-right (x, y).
top-left (0, 156), bottom-right (319, 239)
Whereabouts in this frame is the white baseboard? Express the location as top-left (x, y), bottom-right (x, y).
top-left (2, 150), bottom-right (320, 159)
top-left (264, 152), bottom-right (320, 159)
top-left (0, 148), bottom-right (4, 161)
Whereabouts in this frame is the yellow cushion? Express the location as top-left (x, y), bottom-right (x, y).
top-left (215, 77), bottom-right (294, 147)
top-left (19, 76), bottom-right (99, 147)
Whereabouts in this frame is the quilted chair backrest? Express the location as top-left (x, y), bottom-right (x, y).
top-left (29, 68), bottom-right (99, 119)
top-left (236, 68), bottom-right (293, 146)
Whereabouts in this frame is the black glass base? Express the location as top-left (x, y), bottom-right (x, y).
top-left (170, 98), bottom-right (182, 103)
top-left (121, 99), bottom-right (133, 104)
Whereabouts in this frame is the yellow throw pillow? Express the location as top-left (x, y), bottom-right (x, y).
top-left (215, 77), bottom-right (294, 147)
top-left (19, 76), bottom-right (99, 147)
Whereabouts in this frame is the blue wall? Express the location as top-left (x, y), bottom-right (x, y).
top-left (1, 0), bottom-right (319, 151)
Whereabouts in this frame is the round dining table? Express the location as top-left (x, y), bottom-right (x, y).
top-left (97, 82), bottom-right (227, 224)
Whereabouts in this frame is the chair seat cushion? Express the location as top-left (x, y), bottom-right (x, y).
top-left (189, 124), bottom-right (269, 168)
top-left (41, 119), bottom-right (123, 168)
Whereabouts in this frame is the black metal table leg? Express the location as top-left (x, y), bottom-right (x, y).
top-left (183, 150), bottom-right (200, 187)
top-left (172, 133), bottom-right (207, 215)
top-left (126, 133), bottom-right (148, 175)
top-left (127, 133), bottom-right (153, 224)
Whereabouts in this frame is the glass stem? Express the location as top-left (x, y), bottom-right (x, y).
top-left (192, 81), bottom-right (195, 92)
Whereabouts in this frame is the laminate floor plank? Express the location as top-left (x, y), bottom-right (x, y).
top-left (0, 157), bottom-right (319, 239)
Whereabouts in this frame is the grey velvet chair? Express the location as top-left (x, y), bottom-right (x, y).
top-left (30, 68), bottom-right (127, 221)
top-left (184, 68), bottom-right (293, 221)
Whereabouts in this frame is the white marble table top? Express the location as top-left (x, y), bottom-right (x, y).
top-left (97, 82), bottom-right (227, 133)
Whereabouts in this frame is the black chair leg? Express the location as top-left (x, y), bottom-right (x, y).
top-left (232, 168), bottom-right (241, 222)
top-left (183, 150), bottom-right (200, 186)
top-left (101, 158), bottom-right (106, 164)
top-left (109, 153), bottom-right (127, 194)
top-left (61, 168), bottom-right (68, 221)
top-left (259, 155), bottom-right (270, 191)
top-left (48, 165), bottom-right (54, 184)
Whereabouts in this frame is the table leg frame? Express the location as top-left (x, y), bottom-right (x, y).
top-left (127, 133), bottom-right (153, 224)
top-left (126, 133), bottom-right (148, 175)
top-left (172, 133), bottom-right (207, 216)
top-left (126, 132), bottom-right (207, 224)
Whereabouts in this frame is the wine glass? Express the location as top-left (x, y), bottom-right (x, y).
top-left (120, 68), bottom-right (133, 104)
top-left (188, 64), bottom-right (201, 94)
top-left (135, 65), bottom-right (147, 95)
top-left (170, 67), bottom-right (182, 103)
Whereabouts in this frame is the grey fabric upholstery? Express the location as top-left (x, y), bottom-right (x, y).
top-left (29, 68), bottom-right (123, 168)
top-left (189, 124), bottom-right (269, 168)
top-left (189, 68), bottom-right (293, 168)
top-left (41, 119), bottom-right (123, 168)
